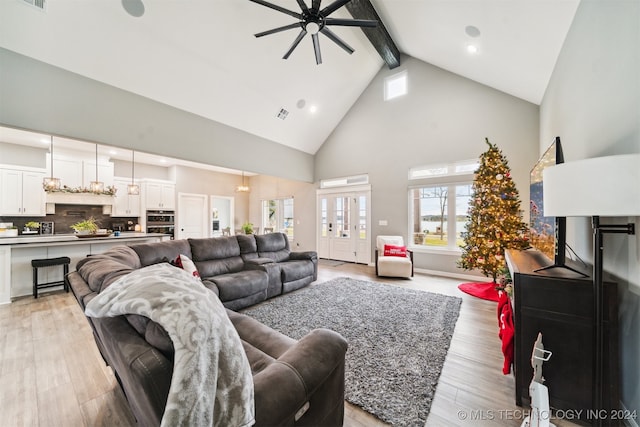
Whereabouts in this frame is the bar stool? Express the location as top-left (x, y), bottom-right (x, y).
top-left (31, 256), bottom-right (70, 298)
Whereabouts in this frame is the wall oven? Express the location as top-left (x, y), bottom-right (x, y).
top-left (146, 210), bottom-right (175, 239)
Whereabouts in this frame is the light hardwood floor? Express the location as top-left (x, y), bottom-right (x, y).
top-left (0, 262), bottom-right (577, 427)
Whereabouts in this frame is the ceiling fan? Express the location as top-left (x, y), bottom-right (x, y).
top-left (249, 0), bottom-right (378, 64)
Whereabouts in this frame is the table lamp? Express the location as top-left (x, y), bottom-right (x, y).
top-left (543, 153), bottom-right (640, 423)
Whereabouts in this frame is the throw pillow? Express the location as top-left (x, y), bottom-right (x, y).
top-left (383, 244), bottom-right (407, 257)
top-left (174, 254), bottom-right (201, 280)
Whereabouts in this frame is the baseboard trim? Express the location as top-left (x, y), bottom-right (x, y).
top-left (413, 268), bottom-right (493, 283)
top-left (365, 263), bottom-right (491, 283)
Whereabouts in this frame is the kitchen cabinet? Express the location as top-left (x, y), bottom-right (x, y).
top-left (52, 157), bottom-right (83, 188)
top-left (111, 178), bottom-right (141, 217)
top-left (82, 161), bottom-right (114, 189)
top-left (144, 181), bottom-right (175, 210)
top-left (0, 167), bottom-right (46, 216)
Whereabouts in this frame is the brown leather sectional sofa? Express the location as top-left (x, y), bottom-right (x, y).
top-left (66, 233), bottom-right (348, 426)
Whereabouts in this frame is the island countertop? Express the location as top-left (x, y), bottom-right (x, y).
top-left (0, 232), bottom-right (167, 246)
top-left (0, 232), bottom-right (170, 304)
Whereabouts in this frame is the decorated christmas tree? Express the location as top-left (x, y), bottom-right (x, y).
top-left (458, 138), bottom-right (529, 282)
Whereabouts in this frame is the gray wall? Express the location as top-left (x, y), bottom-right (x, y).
top-left (315, 55), bottom-right (540, 274)
top-left (540, 0), bottom-right (640, 414)
top-left (0, 47), bottom-right (314, 183)
top-left (0, 142), bottom-right (46, 168)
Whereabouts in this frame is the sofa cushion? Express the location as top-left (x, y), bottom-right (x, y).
top-left (76, 246), bottom-right (140, 293)
top-left (190, 236), bottom-right (240, 260)
top-left (209, 270), bottom-right (269, 302)
top-left (189, 237), bottom-right (245, 276)
top-left (236, 234), bottom-right (258, 261)
top-left (125, 314), bottom-right (174, 361)
top-left (255, 233), bottom-right (291, 262)
top-left (130, 239), bottom-right (192, 267)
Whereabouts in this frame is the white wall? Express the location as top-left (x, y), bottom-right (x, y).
top-left (315, 55), bottom-right (540, 274)
top-left (540, 0), bottom-right (640, 413)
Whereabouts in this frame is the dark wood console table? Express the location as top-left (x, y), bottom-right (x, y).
top-left (505, 249), bottom-right (619, 423)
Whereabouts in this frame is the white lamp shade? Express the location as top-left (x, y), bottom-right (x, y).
top-left (543, 153), bottom-right (640, 217)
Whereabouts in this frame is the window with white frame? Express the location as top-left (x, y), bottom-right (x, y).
top-left (408, 160), bottom-right (477, 250)
top-left (384, 71), bottom-right (407, 101)
top-left (262, 197), bottom-right (294, 238)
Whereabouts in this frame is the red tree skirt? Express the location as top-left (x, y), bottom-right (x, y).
top-left (458, 282), bottom-right (499, 302)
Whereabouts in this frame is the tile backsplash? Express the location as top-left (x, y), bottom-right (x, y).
top-left (0, 204), bottom-right (139, 234)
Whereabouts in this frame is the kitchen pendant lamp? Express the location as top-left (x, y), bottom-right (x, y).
top-left (43, 135), bottom-right (61, 190)
top-left (127, 150), bottom-right (140, 195)
top-left (236, 171), bottom-right (250, 193)
top-left (90, 143), bottom-right (104, 193)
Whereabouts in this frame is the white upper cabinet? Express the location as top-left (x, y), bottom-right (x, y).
top-left (111, 179), bottom-right (141, 217)
top-left (52, 157), bottom-right (83, 189)
top-left (144, 181), bottom-right (175, 210)
top-left (0, 167), bottom-right (46, 216)
top-left (48, 152), bottom-right (114, 190)
top-left (82, 161), bottom-right (114, 189)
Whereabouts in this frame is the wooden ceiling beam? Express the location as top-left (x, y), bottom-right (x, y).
top-left (346, 0), bottom-right (400, 69)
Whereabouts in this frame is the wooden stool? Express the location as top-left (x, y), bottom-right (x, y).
top-left (31, 256), bottom-right (70, 298)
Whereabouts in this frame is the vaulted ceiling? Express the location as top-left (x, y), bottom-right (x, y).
top-left (0, 0), bottom-right (579, 155)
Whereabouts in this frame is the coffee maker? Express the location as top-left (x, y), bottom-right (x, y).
top-left (111, 222), bottom-right (125, 232)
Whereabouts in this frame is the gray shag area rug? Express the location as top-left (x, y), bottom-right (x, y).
top-left (240, 277), bottom-right (462, 426)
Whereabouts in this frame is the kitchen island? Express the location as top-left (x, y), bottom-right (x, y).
top-left (0, 232), bottom-right (170, 304)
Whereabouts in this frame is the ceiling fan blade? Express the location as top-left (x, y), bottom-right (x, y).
top-left (312, 33), bottom-right (322, 64)
top-left (311, 0), bottom-right (321, 14)
top-left (248, 0), bottom-right (302, 19)
top-left (325, 17), bottom-right (378, 27)
top-left (320, 0), bottom-right (350, 17)
top-left (295, 0), bottom-right (309, 14)
top-left (320, 27), bottom-right (354, 54)
top-left (255, 22), bottom-right (301, 38)
top-left (283, 29), bottom-right (308, 59)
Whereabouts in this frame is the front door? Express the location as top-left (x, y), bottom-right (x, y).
top-left (317, 187), bottom-right (371, 264)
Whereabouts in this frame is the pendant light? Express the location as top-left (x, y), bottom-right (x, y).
top-left (236, 171), bottom-right (250, 193)
top-left (90, 143), bottom-right (104, 193)
top-left (127, 150), bottom-right (140, 195)
top-left (43, 135), bottom-right (61, 190)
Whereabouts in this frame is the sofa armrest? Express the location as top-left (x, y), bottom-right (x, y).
top-left (289, 251), bottom-right (317, 262)
top-left (93, 316), bottom-right (173, 426)
top-left (289, 251), bottom-right (318, 281)
top-left (253, 328), bottom-right (348, 426)
top-left (245, 257), bottom-right (275, 266)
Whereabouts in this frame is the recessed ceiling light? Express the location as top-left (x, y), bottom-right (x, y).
top-left (465, 25), bottom-right (481, 38)
top-left (467, 45), bottom-right (479, 54)
top-left (309, 105), bottom-right (318, 114)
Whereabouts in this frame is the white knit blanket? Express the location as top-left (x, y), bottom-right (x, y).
top-left (85, 263), bottom-right (255, 427)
